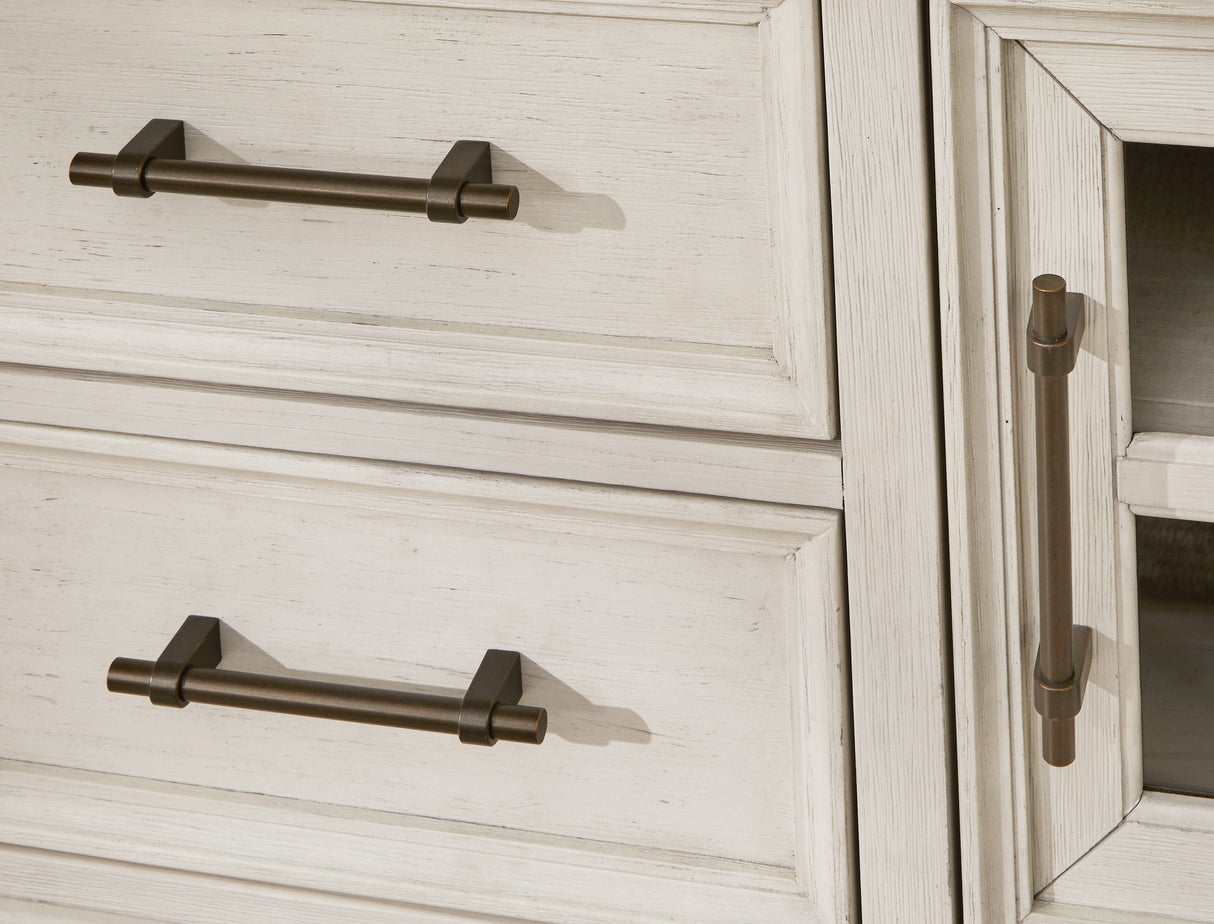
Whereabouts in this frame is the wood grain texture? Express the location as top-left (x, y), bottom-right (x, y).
top-left (763, 0), bottom-right (838, 437)
top-left (821, 0), bottom-right (956, 919)
top-left (0, 364), bottom-right (844, 508)
top-left (1022, 42), bottom-right (1214, 146)
top-left (1118, 432), bottom-right (1214, 523)
top-left (0, 894), bottom-right (160, 923)
top-left (938, 4), bottom-right (1214, 920)
top-left (931, 7), bottom-right (1023, 921)
top-left (0, 423), bottom-right (853, 922)
top-left (0, 283), bottom-right (815, 438)
top-left (1038, 793), bottom-right (1214, 921)
top-left (0, 0), bottom-right (836, 437)
top-left (0, 768), bottom-right (814, 924)
top-left (339, 0), bottom-right (777, 25)
top-left (971, 8), bottom-right (1214, 49)
top-left (962, 0), bottom-right (1214, 18)
top-left (4, 3), bottom-right (769, 346)
top-left (1004, 42), bottom-right (1131, 894)
top-left (1028, 905), bottom-right (1201, 924)
top-left (0, 840), bottom-right (524, 924)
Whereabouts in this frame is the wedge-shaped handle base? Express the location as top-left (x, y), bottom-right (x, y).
top-left (107, 617), bottom-right (545, 746)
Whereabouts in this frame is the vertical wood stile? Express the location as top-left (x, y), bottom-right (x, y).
top-left (931, 3), bottom-right (1025, 919)
top-left (821, 0), bottom-right (958, 918)
top-left (1006, 47), bottom-right (1126, 891)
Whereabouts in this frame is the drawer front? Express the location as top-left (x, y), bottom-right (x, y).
top-left (0, 0), bottom-right (834, 438)
top-left (0, 425), bottom-right (852, 923)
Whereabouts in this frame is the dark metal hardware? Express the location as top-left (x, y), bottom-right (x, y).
top-left (107, 616), bottom-right (546, 746)
top-left (70, 120), bottom-right (519, 222)
top-left (1026, 273), bottom-right (1093, 768)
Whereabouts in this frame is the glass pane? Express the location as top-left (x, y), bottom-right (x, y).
top-left (1126, 143), bottom-right (1214, 436)
top-left (1138, 515), bottom-right (1214, 796)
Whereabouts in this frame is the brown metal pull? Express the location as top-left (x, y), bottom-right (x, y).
top-left (70, 119), bottom-right (519, 222)
top-left (107, 616), bottom-right (546, 746)
top-left (1026, 274), bottom-right (1093, 768)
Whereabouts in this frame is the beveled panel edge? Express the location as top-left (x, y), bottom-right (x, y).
top-left (0, 763), bottom-right (816, 924)
top-left (338, 0), bottom-right (778, 26)
top-left (0, 420), bottom-right (839, 545)
top-left (0, 363), bottom-right (843, 508)
top-left (763, 0), bottom-right (839, 439)
top-left (958, 0), bottom-right (1214, 24)
top-left (0, 284), bottom-right (832, 440)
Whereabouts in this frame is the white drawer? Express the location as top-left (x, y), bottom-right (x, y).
top-left (0, 0), bottom-right (834, 438)
top-left (0, 424), bottom-right (852, 923)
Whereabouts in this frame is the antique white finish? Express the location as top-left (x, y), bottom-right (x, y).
top-left (1118, 433), bottom-right (1214, 524)
top-left (344, 0), bottom-right (774, 25)
top-left (0, 364), bottom-right (843, 508)
top-left (821, 0), bottom-right (956, 919)
top-left (935, 1), bottom-right (1214, 920)
top-left (0, 0), bottom-right (965, 917)
top-left (0, 0), bottom-right (835, 439)
top-left (0, 422), bottom-right (853, 922)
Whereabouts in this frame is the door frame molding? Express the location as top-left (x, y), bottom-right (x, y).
top-left (933, 1), bottom-right (1214, 920)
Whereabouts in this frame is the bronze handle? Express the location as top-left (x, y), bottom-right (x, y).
top-left (1026, 274), bottom-right (1093, 767)
top-left (70, 119), bottom-right (519, 223)
top-left (108, 616), bottom-right (546, 746)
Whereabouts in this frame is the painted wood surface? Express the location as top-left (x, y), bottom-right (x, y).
top-left (973, 8), bottom-right (1214, 48)
top-left (1118, 432), bottom-right (1214, 523)
top-left (0, 839), bottom-right (523, 924)
top-left (0, 893), bottom-right (159, 923)
top-left (1038, 793), bottom-right (1214, 921)
top-left (0, 363), bottom-right (844, 509)
top-left (1028, 905), bottom-right (1201, 924)
top-left (0, 423), bottom-right (853, 922)
top-left (931, 7), bottom-right (1023, 920)
top-left (0, 0), bottom-right (836, 437)
top-left (932, 1), bottom-right (1214, 920)
top-left (342, 0), bottom-right (776, 25)
top-left (1004, 42), bottom-right (1132, 894)
top-left (962, 0), bottom-right (1214, 18)
top-left (1023, 42), bottom-right (1214, 147)
top-left (821, 0), bottom-right (956, 920)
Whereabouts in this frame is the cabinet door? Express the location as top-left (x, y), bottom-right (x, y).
top-left (934, 2), bottom-right (1214, 921)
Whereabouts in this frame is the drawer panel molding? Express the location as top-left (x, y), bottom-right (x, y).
top-left (1, 0), bottom-right (835, 438)
top-left (0, 422), bottom-right (854, 922)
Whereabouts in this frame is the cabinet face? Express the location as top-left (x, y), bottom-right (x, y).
top-left (0, 424), bottom-right (854, 924)
top-left (0, 0), bottom-right (836, 439)
top-left (934, 3), bottom-right (1214, 921)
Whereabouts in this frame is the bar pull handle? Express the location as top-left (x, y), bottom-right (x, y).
top-left (70, 119), bottom-right (520, 223)
top-left (1026, 274), bottom-right (1093, 768)
top-left (108, 616), bottom-right (546, 746)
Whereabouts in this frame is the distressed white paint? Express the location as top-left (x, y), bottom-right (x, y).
top-left (0, 283), bottom-right (816, 438)
top-left (1028, 906), bottom-right (1200, 924)
top-left (1004, 44), bottom-right (1130, 893)
top-left (0, 0), bottom-right (837, 437)
top-left (972, 9), bottom-right (1214, 49)
top-left (0, 423), bottom-right (853, 922)
top-left (821, 0), bottom-right (956, 919)
top-left (932, 7), bottom-right (1023, 919)
top-left (1118, 433), bottom-right (1214, 523)
top-left (936, 2), bottom-right (1214, 921)
top-left (1023, 42), bottom-right (1214, 147)
top-left (0, 838), bottom-right (529, 924)
top-left (0, 363), bottom-right (844, 508)
top-left (1037, 793), bottom-right (1214, 921)
top-left (341, 0), bottom-right (776, 25)
top-left (962, 0), bottom-right (1214, 19)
